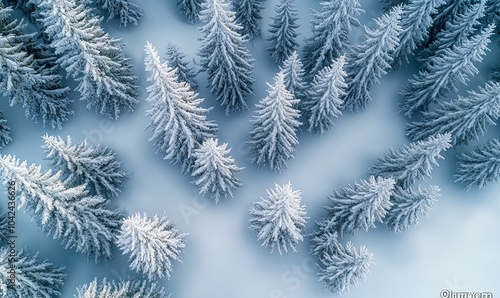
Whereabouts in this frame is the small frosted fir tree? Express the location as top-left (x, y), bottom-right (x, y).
top-left (32, 0), bottom-right (139, 119)
top-left (400, 24), bottom-right (494, 117)
top-left (42, 135), bottom-right (129, 199)
top-left (310, 226), bottom-right (340, 259)
top-left (0, 247), bottom-right (65, 298)
top-left (0, 155), bottom-right (123, 262)
top-left (248, 71), bottom-right (301, 172)
top-left (0, 5), bottom-right (72, 128)
top-left (165, 43), bottom-right (199, 91)
top-left (455, 139), bottom-right (500, 190)
top-left (317, 241), bottom-right (374, 294)
top-left (321, 176), bottom-right (395, 237)
top-left (406, 81), bottom-right (500, 145)
top-left (144, 42), bottom-right (218, 174)
top-left (249, 183), bottom-right (307, 254)
top-left (303, 0), bottom-right (364, 78)
top-left (266, 0), bottom-right (300, 64)
top-left (116, 213), bottom-right (187, 280)
top-left (280, 51), bottom-right (306, 102)
top-left (232, 0), bottom-right (265, 40)
top-left (177, 0), bottom-right (203, 23)
top-left (0, 112), bottom-right (12, 148)
top-left (75, 278), bottom-right (168, 298)
top-left (87, 0), bottom-right (144, 26)
top-left (385, 185), bottom-right (440, 233)
top-left (198, 0), bottom-right (254, 114)
top-left (191, 138), bottom-right (243, 202)
top-left (392, 0), bottom-right (446, 67)
top-left (344, 6), bottom-right (403, 112)
top-left (303, 55), bottom-right (347, 134)
top-left (368, 133), bottom-right (452, 188)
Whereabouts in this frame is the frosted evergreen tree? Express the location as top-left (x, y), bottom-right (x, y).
top-left (302, 0), bottom-right (364, 78)
top-left (165, 43), bottom-right (199, 91)
top-left (317, 241), bottom-right (374, 294)
top-left (280, 51), bottom-right (306, 102)
top-left (406, 81), bottom-right (500, 145)
top-left (427, 0), bottom-right (476, 45)
top-left (400, 24), bottom-right (494, 117)
top-left (177, 0), bottom-right (203, 24)
top-left (42, 135), bottom-right (130, 199)
top-left (343, 6), bottom-right (402, 112)
top-left (266, 0), bottom-right (300, 64)
top-left (88, 0), bottom-right (144, 27)
top-left (249, 183), bottom-right (307, 254)
top-left (385, 185), bottom-right (439, 232)
top-left (455, 139), bottom-right (500, 190)
top-left (0, 112), bottom-right (11, 148)
top-left (0, 247), bottom-right (65, 298)
top-left (310, 227), bottom-right (340, 259)
top-left (368, 133), bottom-right (452, 188)
top-left (248, 71), bottom-right (301, 172)
top-left (191, 138), bottom-right (243, 202)
top-left (31, 0), bottom-right (139, 119)
top-left (381, 0), bottom-right (410, 11)
top-left (0, 4), bottom-right (72, 129)
top-left (75, 278), bottom-right (168, 298)
top-left (0, 155), bottom-right (123, 262)
top-left (144, 42), bottom-right (218, 174)
top-left (303, 56), bottom-right (347, 134)
top-left (392, 0), bottom-right (447, 67)
top-left (116, 213), bottom-right (187, 280)
top-left (232, 0), bottom-right (265, 40)
top-left (423, 0), bottom-right (486, 58)
top-left (321, 176), bottom-right (395, 237)
top-left (198, 0), bottom-right (254, 114)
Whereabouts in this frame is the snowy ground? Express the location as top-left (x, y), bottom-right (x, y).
top-left (1, 0), bottom-right (500, 297)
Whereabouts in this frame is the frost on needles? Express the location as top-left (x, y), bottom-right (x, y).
top-left (144, 42), bottom-right (218, 174)
top-left (249, 183), bottom-right (307, 255)
top-left (0, 155), bottom-right (123, 262)
top-left (76, 278), bottom-right (169, 298)
top-left (0, 111), bottom-right (11, 148)
top-left (455, 139), bottom-right (500, 190)
top-left (198, 0), bottom-right (254, 115)
top-left (116, 213), bottom-right (187, 280)
top-left (0, 247), bottom-right (65, 298)
top-left (42, 134), bottom-right (130, 199)
top-left (280, 51), bottom-right (306, 103)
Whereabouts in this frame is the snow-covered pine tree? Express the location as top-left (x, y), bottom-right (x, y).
top-left (280, 51), bottom-right (306, 103)
top-left (144, 42), bottom-right (218, 174)
top-left (198, 0), bottom-right (254, 114)
top-left (249, 183), bottom-right (307, 254)
top-left (266, 0), bottom-right (300, 64)
top-left (321, 176), bottom-right (395, 237)
top-left (406, 81), bottom-right (500, 145)
top-left (248, 71), bottom-right (301, 172)
top-left (368, 133), bottom-right (452, 188)
top-left (385, 185), bottom-right (439, 232)
top-left (0, 155), bottom-right (123, 262)
top-left (392, 0), bottom-right (447, 67)
top-left (343, 6), bottom-right (402, 112)
top-left (0, 4), bottom-right (72, 129)
top-left (165, 43), bottom-right (199, 91)
top-left (302, 0), bottom-right (364, 78)
top-left (455, 139), bottom-right (500, 190)
top-left (42, 135), bottom-right (129, 199)
top-left (0, 111), bottom-right (12, 148)
top-left (422, 0), bottom-right (485, 59)
top-left (400, 24), bottom-right (494, 117)
top-left (75, 278), bottom-right (169, 298)
top-left (317, 241), bottom-right (374, 294)
top-left (310, 227), bottom-right (340, 259)
top-left (88, 0), bottom-right (144, 27)
top-left (177, 0), bottom-right (203, 23)
top-left (31, 0), bottom-right (138, 119)
top-left (381, 0), bottom-right (410, 11)
top-left (303, 55), bottom-right (347, 134)
top-left (191, 138), bottom-right (243, 202)
top-left (0, 247), bottom-right (65, 298)
top-left (426, 0), bottom-right (476, 46)
top-left (232, 0), bottom-right (265, 40)
top-left (116, 213), bottom-right (187, 280)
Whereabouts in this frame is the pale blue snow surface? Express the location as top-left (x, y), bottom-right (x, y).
top-left (0, 0), bottom-right (499, 297)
